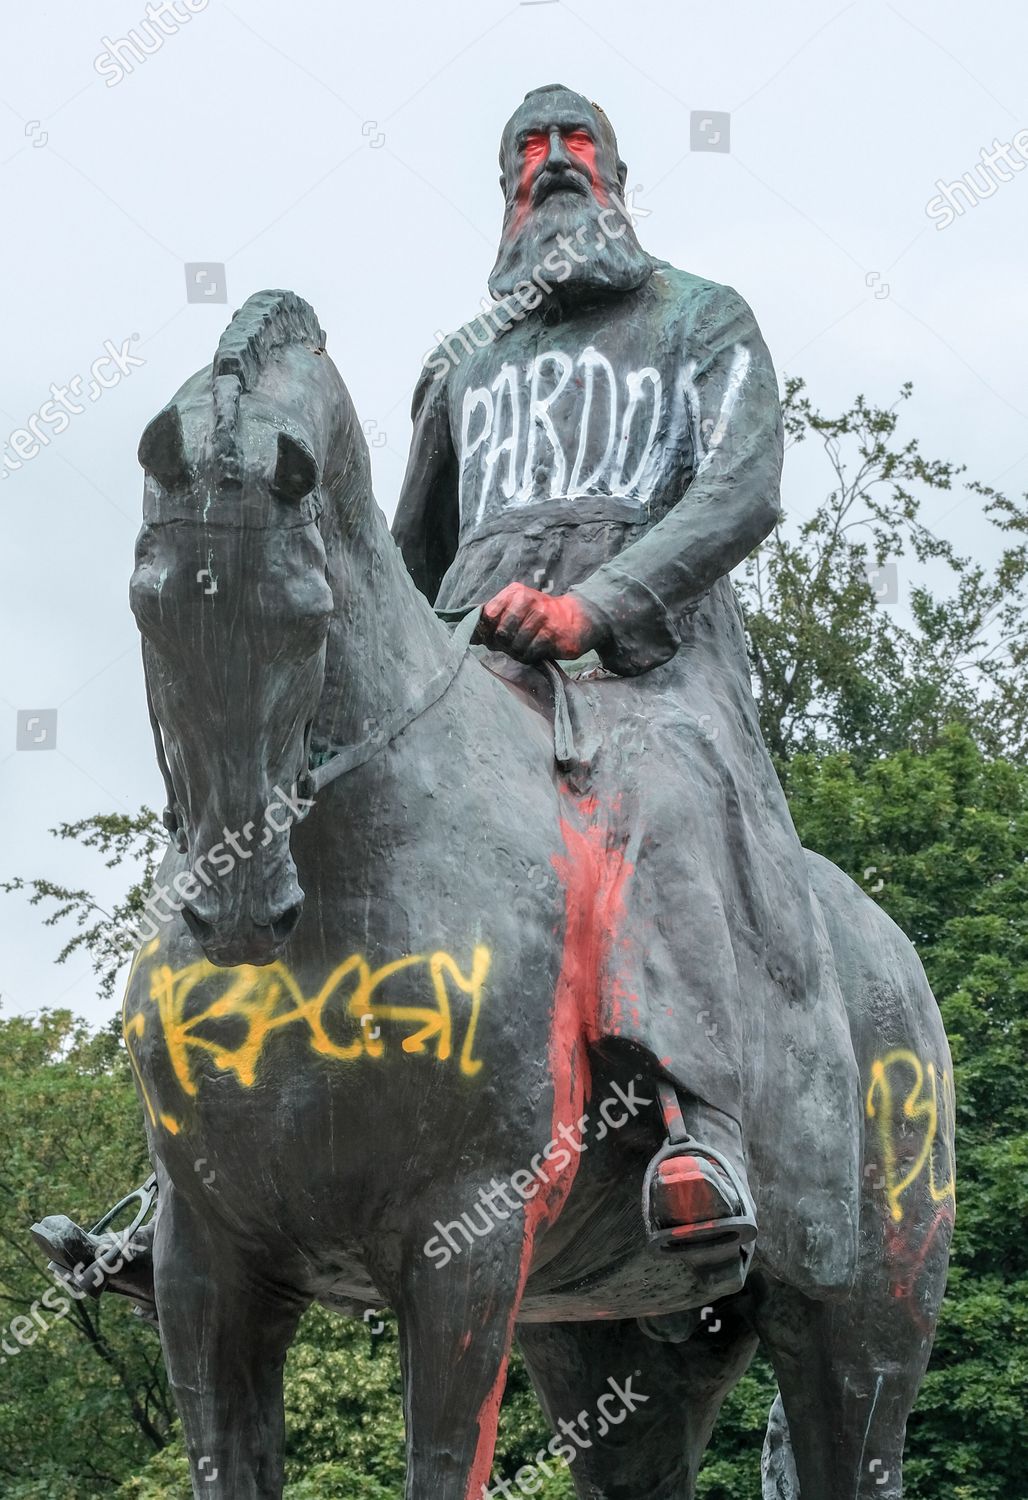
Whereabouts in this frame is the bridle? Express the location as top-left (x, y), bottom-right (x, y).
top-left (143, 607), bottom-right (485, 846)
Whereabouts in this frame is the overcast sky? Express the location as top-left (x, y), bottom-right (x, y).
top-left (2, 0), bottom-right (1026, 1028)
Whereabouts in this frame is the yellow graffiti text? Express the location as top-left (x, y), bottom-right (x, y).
top-left (123, 946), bottom-right (490, 1132)
top-left (866, 1049), bottom-right (956, 1223)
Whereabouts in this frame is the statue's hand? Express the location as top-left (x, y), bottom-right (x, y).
top-left (476, 583), bottom-right (609, 663)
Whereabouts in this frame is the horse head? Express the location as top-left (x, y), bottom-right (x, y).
top-left (130, 292), bottom-right (352, 968)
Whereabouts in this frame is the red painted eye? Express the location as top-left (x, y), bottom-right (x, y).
top-left (523, 132), bottom-right (549, 169)
top-left (564, 130), bottom-right (593, 153)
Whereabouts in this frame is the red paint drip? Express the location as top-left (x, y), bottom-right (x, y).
top-left (464, 794), bottom-right (632, 1500)
top-left (466, 1233), bottom-right (534, 1499)
top-left (510, 132), bottom-right (547, 237)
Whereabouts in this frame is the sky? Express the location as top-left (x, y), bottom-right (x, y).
top-left (1, 0), bottom-right (1026, 1027)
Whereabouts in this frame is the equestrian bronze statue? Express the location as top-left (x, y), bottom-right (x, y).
top-left (33, 85), bottom-right (954, 1500)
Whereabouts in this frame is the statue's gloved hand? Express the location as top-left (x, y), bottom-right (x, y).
top-left (475, 582), bottom-right (610, 664)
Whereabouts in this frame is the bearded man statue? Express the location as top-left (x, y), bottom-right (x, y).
top-left (393, 83), bottom-right (861, 1293)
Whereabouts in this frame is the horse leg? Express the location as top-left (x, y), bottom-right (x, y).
top-left (153, 1182), bottom-right (307, 1499)
top-left (385, 1212), bottom-right (539, 1500)
top-left (755, 1249), bottom-right (948, 1500)
top-left (516, 1301), bottom-right (758, 1499)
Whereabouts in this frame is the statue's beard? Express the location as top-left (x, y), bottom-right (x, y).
top-left (488, 184), bottom-right (653, 307)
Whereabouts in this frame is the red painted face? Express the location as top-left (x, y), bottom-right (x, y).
top-left (511, 125), bottom-right (608, 233)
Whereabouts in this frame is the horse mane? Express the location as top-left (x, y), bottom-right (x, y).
top-left (209, 290), bottom-right (327, 482)
top-left (213, 290), bottom-right (326, 392)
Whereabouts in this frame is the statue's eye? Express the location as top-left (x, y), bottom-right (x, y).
top-left (523, 132), bottom-right (549, 168)
top-left (564, 130), bottom-right (593, 152)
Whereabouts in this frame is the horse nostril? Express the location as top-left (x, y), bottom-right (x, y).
top-left (176, 897), bottom-right (303, 966)
top-left (270, 901), bottom-right (303, 945)
top-left (181, 905), bottom-right (213, 946)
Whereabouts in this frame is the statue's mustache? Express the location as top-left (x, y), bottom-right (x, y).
top-left (530, 164), bottom-right (593, 207)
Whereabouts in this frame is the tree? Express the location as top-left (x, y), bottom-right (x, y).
top-left (2, 810), bottom-right (165, 1002)
top-left (0, 1011), bottom-right (174, 1498)
top-left (740, 380), bottom-right (1028, 767)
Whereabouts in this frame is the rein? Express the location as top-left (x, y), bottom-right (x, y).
top-left (308, 606), bottom-right (483, 793)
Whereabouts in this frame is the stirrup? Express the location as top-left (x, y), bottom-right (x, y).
top-left (30, 1175), bottom-right (159, 1321)
top-left (643, 1084), bottom-right (757, 1263)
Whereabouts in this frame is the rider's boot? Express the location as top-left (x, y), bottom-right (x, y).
top-left (643, 1082), bottom-right (757, 1268)
top-left (30, 1177), bottom-right (158, 1324)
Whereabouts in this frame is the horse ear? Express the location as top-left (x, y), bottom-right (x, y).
top-left (138, 406), bottom-right (189, 490)
top-left (273, 432), bottom-right (317, 503)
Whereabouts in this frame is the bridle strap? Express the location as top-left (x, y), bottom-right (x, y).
top-left (437, 607), bottom-right (583, 775)
top-left (308, 606), bottom-right (483, 794)
top-left (142, 640), bottom-right (184, 843)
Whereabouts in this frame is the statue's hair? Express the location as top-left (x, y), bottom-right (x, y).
top-left (522, 83), bottom-right (610, 122)
top-left (213, 290), bottom-right (325, 395)
top-left (523, 82), bottom-right (574, 101)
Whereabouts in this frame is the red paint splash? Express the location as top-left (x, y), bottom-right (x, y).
top-left (464, 794), bottom-right (632, 1499)
top-left (883, 1204), bottom-right (955, 1334)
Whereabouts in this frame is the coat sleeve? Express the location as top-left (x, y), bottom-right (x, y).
top-left (571, 285), bottom-right (784, 675)
top-left (391, 354), bottom-right (460, 604)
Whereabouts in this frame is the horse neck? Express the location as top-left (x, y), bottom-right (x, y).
top-left (315, 394), bottom-right (451, 751)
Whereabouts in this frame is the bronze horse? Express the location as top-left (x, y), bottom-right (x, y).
top-left (117, 291), bottom-right (953, 1498)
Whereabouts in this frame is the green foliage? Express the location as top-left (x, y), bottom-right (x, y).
top-left (741, 380), bottom-right (1028, 767)
top-left (0, 1011), bottom-right (173, 1496)
top-left (282, 1308), bottom-right (575, 1495)
top-left (694, 1356), bottom-right (777, 1498)
top-left (2, 810), bottom-right (165, 1000)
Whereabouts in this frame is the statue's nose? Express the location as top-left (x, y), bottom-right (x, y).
top-left (547, 129), bottom-right (571, 169)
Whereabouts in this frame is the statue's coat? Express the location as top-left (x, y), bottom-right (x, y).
top-left (394, 265), bottom-right (861, 1280)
